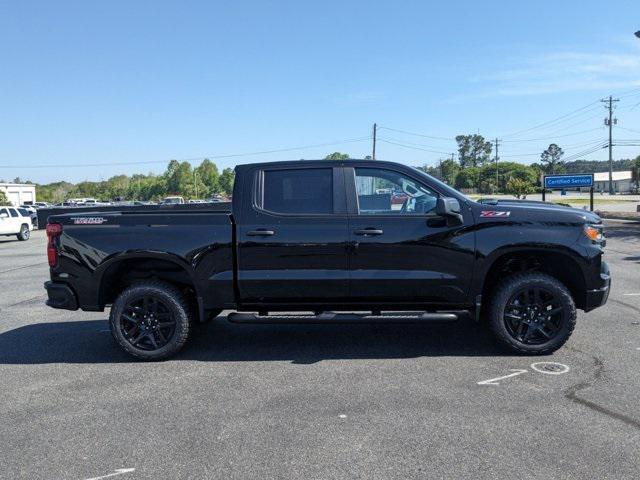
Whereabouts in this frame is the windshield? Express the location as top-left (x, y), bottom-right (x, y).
top-left (411, 167), bottom-right (473, 203)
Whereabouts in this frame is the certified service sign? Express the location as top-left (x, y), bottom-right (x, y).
top-left (543, 174), bottom-right (594, 189)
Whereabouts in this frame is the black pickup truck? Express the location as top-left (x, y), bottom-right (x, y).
top-left (44, 159), bottom-right (610, 360)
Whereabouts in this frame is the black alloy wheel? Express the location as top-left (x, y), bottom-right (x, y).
top-left (487, 272), bottom-right (576, 355)
top-left (503, 286), bottom-right (564, 345)
top-left (119, 295), bottom-right (176, 351)
top-left (109, 281), bottom-right (191, 360)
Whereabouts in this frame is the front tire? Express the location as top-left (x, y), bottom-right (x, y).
top-left (109, 281), bottom-right (191, 360)
top-left (17, 224), bottom-right (30, 241)
top-left (487, 272), bottom-right (576, 355)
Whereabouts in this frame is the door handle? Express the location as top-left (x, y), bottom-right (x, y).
top-left (247, 229), bottom-right (275, 236)
top-left (354, 228), bottom-right (383, 236)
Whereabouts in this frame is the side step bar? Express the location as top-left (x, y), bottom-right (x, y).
top-left (227, 311), bottom-right (459, 324)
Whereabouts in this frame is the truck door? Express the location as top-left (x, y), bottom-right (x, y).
top-left (236, 165), bottom-right (349, 304)
top-left (8, 208), bottom-right (22, 233)
top-left (345, 166), bottom-right (475, 306)
top-left (0, 208), bottom-right (11, 234)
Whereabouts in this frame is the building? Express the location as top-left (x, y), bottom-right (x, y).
top-left (0, 183), bottom-right (37, 206)
top-left (593, 171), bottom-right (634, 194)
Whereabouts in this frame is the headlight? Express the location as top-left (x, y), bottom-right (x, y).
top-left (584, 224), bottom-right (604, 243)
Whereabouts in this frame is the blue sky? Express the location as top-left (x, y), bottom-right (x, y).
top-left (1, 0), bottom-right (639, 183)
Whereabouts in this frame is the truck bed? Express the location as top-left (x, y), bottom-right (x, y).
top-left (37, 202), bottom-right (232, 227)
top-left (46, 206), bottom-right (235, 313)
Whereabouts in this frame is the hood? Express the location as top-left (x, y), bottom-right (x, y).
top-left (474, 199), bottom-right (601, 224)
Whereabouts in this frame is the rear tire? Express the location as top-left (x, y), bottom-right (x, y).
top-left (109, 281), bottom-right (191, 361)
top-left (16, 224), bottom-right (30, 241)
top-left (487, 272), bottom-right (576, 355)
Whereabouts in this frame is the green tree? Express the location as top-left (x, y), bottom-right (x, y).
top-left (165, 161), bottom-right (193, 196)
top-left (455, 134), bottom-right (492, 168)
top-left (218, 168), bottom-right (235, 196)
top-left (454, 167), bottom-right (481, 190)
top-left (505, 177), bottom-right (535, 199)
top-left (439, 159), bottom-right (461, 185)
top-left (324, 152), bottom-right (350, 160)
top-left (195, 159), bottom-right (220, 196)
top-left (540, 143), bottom-right (565, 174)
top-left (0, 190), bottom-right (10, 206)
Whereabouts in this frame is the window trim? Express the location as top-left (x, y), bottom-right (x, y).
top-left (252, 166), bottom-right (346, 217)
top-left (345, 166), bottom-right (442, 218)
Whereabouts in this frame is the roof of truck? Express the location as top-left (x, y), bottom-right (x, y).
top-left (235, 159), bottom-right (408, 171)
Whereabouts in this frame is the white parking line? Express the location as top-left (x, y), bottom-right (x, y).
top-left (622, 293), bottom-right (640, 296)
top-left (84, 468), bottom-right (135, 480)
top-left (477, 369), bottom-right (527, 386)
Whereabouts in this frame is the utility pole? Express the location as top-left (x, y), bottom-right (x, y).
top-left (372, 123), bottom-right (377, 160)
top-left (601, 96), bottom-right (619, 195)
top-left (194, 170), bottom-right (198, 199)
top-left (494, 138), bottom-right (500, 194)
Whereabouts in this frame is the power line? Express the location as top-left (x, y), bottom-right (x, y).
top-left (501, 101), bottom-right (601, 138)
top-left (618, 125), bottom-right (640, 134)
top-left (378, 136), bottom-right (456, 152)
top-left (561, 144), bottom-right (608, 163)
top-left (0, 136), bottom-right (372, 169)
top-left (499, 140), bottom-right (607, 159)
top-left (377, 138), bottom-right (453, 155)
top-left (500, 128), bottom-right (603, 143)
top-left (377, 126), bottom-right (455, 141)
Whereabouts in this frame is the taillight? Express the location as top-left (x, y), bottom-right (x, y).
top-left (46, 223), bottom-right (62, 267)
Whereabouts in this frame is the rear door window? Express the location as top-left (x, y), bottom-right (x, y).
top-left (262, 168), bottom-right (333, 214)
top-left (9, 208), bottom-right (19, 218)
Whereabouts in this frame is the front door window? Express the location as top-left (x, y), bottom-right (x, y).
top-left (354, 168), bottom-right (438, 215)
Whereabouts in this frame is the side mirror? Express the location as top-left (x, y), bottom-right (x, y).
top-left (435, 197), bottom-right (463, 224)
top-left (0, 213), bottom-right (8, 219)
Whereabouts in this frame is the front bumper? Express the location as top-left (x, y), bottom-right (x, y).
top-left (44, 281), bottom-right (78, 310)
top-left (584, 261), bottom-right (610, 312)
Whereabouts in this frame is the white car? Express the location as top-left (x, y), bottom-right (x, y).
top-left (163, 196), bottom-right (185, 204)
top-left (0, 206), bottom-right (32, 241)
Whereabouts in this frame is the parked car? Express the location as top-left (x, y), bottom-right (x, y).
top-left (18, 207), bottom-right (38, 229)
top-left (44, 159), bottom-right (610, 360)
top-left (20, 204), bottom-right (37, 214)
top-left (162, 196), bottom-right (185, 204)
top-left (0, 206), bottom-right (32, 240)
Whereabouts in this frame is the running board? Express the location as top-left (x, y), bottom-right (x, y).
top-left (227, 311), bottom-right (459, 324)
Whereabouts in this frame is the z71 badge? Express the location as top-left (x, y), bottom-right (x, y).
top-left (72, 217), bottom-right (107, 225)
top-left (480, 210), bottom-right (511, 218)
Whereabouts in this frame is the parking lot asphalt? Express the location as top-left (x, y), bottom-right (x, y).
top-left (0, 223), bottom-right (639, 480)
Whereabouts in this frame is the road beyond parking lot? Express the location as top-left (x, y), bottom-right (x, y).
top-left (1, 225), bottom-right (639, 480)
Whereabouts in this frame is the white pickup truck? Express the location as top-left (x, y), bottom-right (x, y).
top-left (0, 206), bottom-right (32, 241)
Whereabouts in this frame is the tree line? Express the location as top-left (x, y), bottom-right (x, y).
top-left (7, 139), bottom-right (640, 204)
top-left (33, 159), bottom-right (236, 204)
top-left (328, 132), bottom-right (640, 198)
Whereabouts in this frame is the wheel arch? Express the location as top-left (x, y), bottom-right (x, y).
top-left (478, 246), bottom-right (588, 310)
top-left (96, 253), bottom-right (204, 321)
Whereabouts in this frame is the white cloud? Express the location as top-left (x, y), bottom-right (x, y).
top-left (466, 49), bottom-right (640, 97)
